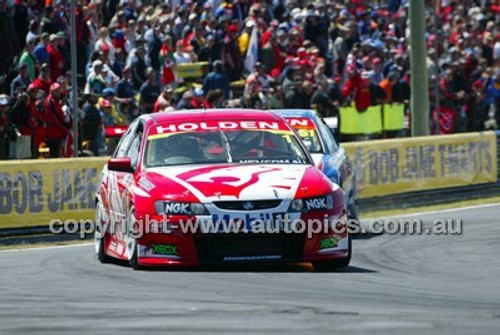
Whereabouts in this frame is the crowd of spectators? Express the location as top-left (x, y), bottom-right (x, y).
top-left (1, 0), bottom-right (500, 159)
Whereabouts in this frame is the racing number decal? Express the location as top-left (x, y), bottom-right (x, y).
top-left (176, 166), bottom-right (281, 198)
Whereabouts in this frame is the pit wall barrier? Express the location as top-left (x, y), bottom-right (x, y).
top-left (0, 132), bottom-right (498, 229)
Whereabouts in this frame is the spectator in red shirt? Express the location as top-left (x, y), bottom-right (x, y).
top-left (45, 83), bottom-right (68, 157)
top-left (153, 85), bottom-right (174, 113)
top-left (47, 32), bottom-right (66, 82)
top-left (342, 65), bottom-right (372, 111)
top-left (261, 21), bottom-right (278, 46)
top-left (27, 84), bottom-right (47, 157)
top-left (31, 63), bottom-right (52, 95)
top-left (221, 24), bottom-right (243, 82)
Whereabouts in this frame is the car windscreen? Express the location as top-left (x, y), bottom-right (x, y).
top-left (285, 118), bottom-right (323, 153)
top-left (144, 128), bottom-right (310, 167)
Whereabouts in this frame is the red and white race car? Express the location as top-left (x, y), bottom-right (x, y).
top-left (95, 109), bottom-right (350, 270)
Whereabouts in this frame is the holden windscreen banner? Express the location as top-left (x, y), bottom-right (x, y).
top-left (149, 121), bottom-right (291, 137)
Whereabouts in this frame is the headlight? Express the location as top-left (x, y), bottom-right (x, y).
top-left (288, 199), bottom-right (304, 212)
top-left (155, 201), bottom-right (208, 216)
top-left (189, 203), bottom-right (208, 215)
top-left (288, 194), bottom-right (334, 213)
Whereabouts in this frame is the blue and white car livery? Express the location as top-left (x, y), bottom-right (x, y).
top-left (273, 109), bottom-right (358, 221)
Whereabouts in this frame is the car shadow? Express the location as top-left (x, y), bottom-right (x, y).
top-left (128, 262), bottom-right (378, 273)
top-left (352, 232), bottom-right (383, 240)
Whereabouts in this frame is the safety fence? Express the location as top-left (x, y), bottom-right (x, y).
top-left (343, 131), bottom-right (498, 199)
top-left (0, 157), bottom-right (107, 229)
top-left (0, 131), bottom-right (498, 229)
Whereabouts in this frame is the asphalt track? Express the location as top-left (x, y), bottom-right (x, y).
top-left (1, 205), bottom-right (500, 334)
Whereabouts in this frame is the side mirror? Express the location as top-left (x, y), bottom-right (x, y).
top-left (108, 157), bottom-right (134, 173)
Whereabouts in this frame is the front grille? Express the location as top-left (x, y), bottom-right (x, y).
top-left (212, 200), bottom-right (282, 210)
top-left (194, 233), bottom-right (305, 263)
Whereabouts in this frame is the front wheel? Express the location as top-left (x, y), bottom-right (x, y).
top-left (95, 202), bottom-right (111, 264)
top-left (313, 234), bottom-right (351, 271)
top-left (348, 199), bottom-right (359, 225)
top-left (125, 207), bottom-right (140, 270)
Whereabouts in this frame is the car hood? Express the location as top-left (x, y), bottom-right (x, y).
top-left (145, 164), bottom-right (334, 202)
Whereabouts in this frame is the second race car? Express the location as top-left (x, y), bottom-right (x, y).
top-left (273, 109), bottom-right (358, 221)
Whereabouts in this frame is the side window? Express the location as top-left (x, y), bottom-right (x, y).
top-left (114, 121), bottom-right (138, 158)
top-left (317, 118), bottom-right (339, 153)
top-left (126, 124), bottom-right (143, 169)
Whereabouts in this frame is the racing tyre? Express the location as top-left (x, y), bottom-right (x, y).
top-left (125, 207), bottom-right (140, 270)
top-left (312, 234), bottom-right (351, 271)
top-left (95, 202), bottom-right (111, 264)
top-left (348, 199), bottom-right (359, 222)
top-left (348, 200), bottom-right (360, 235)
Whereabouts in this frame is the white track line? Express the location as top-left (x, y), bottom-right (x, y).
top-left (362, 202), bottom-right (500, 222)
top-left (0, 242), bottom-right (92, 253)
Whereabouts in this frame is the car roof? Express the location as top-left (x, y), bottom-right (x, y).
top-left (272, 109), bottom-right (318, 119)
top-left (141, 109), bottom-right (282, 127)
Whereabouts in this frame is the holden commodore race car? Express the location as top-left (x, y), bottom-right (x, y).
top-left (95, 109), bottom-right (350, 270)
top-left (273, 110), bottom-right (358, 221)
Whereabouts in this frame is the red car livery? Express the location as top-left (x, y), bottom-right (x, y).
top-left (95, 109), bottom-right (351, 270)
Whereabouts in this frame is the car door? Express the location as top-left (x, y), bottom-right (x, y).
top-left (105, 120), bottom-right (142, 238)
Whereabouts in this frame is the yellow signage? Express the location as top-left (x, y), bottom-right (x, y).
top-left (343, 132), bottom-right (498, 198)
top-left (0, 157), bottom-right (107, 228)
top-left (383, 104), bottom-right (405, 131)
top-left (339, 105), bottom-right (383, 135)
top-left (177, 62), bottom-right (209, 79)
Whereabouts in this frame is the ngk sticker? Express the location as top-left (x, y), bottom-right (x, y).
top-left (164, 202), bottom-right (189, 214)
top-left (304, 196), bottom-right (332, 210)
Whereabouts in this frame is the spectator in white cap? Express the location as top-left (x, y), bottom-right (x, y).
top-left (191, 87), bottom-right (205, 109)
top-left (86, 60), bottom-right (106, 95)
top-left (238, 20), bottom-right (255, 57)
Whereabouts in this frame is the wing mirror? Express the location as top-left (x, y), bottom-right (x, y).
top-left (108, 157), bottom-right (134, 173)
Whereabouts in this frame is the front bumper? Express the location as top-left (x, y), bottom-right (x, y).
top-left (134, 210), bottom-right (349, 267)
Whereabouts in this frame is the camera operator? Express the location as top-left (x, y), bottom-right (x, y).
top-left (0, 95), bottom-right (16, 160)
top-left (9, 89), bottom-right (32, 158)
top-left (81, 92), bottom-right (101, 156)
